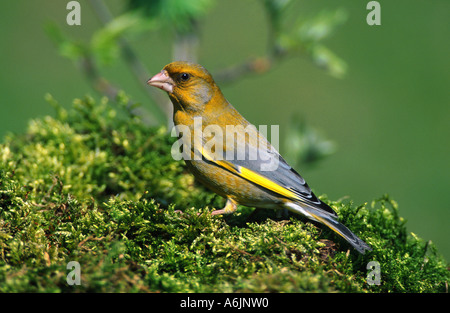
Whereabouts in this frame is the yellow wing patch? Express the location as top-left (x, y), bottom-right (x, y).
top-left (199, 146), bottom-right (300, 201)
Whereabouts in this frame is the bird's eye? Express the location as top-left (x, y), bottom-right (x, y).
top-left (179, 73), bottom-right (190, 82)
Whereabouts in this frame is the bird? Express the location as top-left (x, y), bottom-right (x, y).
top-left (147, 61), bottom-right (372, 254)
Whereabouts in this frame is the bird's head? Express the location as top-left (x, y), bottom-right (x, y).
top-left (147, 62), bottom-right (221, 112)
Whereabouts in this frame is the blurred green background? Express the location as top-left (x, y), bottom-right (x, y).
top-left (1, 0), bottom-right (448, 261)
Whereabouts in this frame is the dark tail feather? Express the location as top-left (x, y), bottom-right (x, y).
top-left (285, 202), bottom-right (372, 254)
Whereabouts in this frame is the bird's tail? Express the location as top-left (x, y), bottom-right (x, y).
top-left (285, 202), bottom-right (372, 254)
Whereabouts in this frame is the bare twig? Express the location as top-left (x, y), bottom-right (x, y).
top-left (79, 54), bottom-right (157, 125)
top-left (88, 0), bottom-right (170, 123)
top-left (173, 31), bottom-right (199, 63)
top-left (213, 56), bottom-right (275, 84)
top-left (167, 23), bottom-right (201, 128)
top-left (213, 42), bottom-right (287, 85)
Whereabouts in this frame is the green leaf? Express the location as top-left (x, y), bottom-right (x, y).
top-left (296, 9), bottom-right (348, 43)
top-left (128, 0), bottom-right (214, 32)
top-left (44, 22), bottom-right (88, 60)
top-left (91, 11), bottom-right (157, 65)
top-left (309, 44), bottom-right (347, 78)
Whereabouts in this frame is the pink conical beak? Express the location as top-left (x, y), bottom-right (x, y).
top-left (147, 70), bottom-right (174, 93)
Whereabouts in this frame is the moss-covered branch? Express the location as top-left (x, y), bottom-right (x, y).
top-left (0, 96), bottom-right (447, 292)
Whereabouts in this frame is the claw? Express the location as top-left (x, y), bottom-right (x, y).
top-left (210, 198), bottom-right (238, 215)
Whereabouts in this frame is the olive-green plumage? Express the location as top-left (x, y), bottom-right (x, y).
top-left (148, 62), bottom-right (372, 254)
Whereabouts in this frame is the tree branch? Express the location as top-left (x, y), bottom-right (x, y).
top-left (213, 49), bottom-right (289, 85)
top-left (88, 0), bottom-right (171, 122)
top-left (80, 54), bottom-right (157, 125)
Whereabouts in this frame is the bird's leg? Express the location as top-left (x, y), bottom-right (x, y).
top-left (210, 198), bottom-right (237, 215)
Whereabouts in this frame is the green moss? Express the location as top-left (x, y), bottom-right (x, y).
top-left (0, 95), bottom-right (448, 292)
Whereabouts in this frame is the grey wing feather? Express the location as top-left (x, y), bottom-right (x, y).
top-left (228, 137), bottom-right (337, 217)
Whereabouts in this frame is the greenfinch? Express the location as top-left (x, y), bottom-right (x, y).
top-left (147, 62), bottom-right (371, 254)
